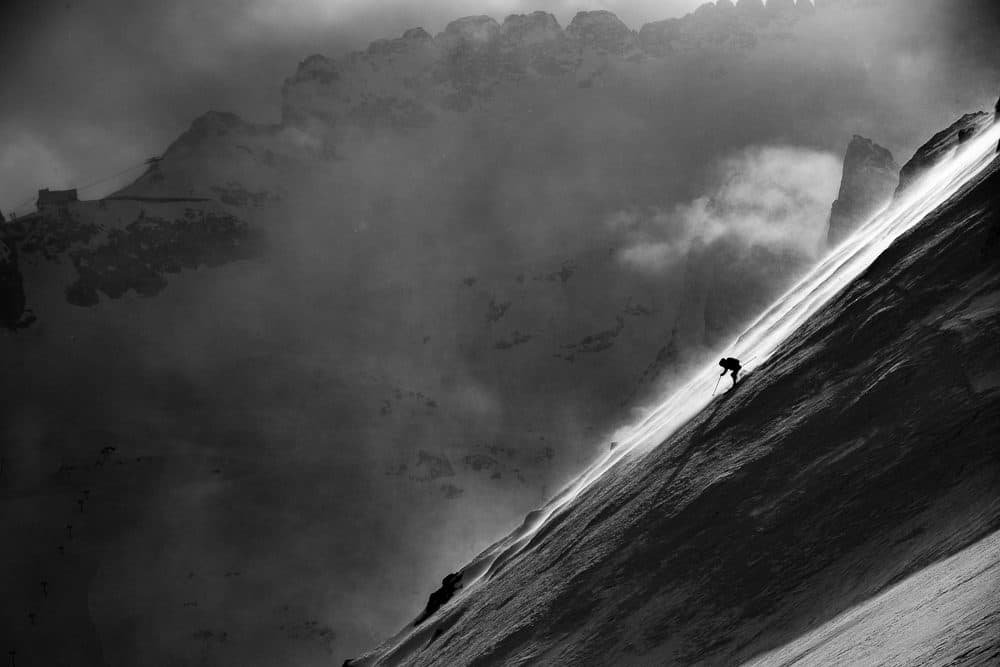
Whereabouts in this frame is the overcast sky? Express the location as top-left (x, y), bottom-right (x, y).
top-left (0, 0), bottom-right (707, 213)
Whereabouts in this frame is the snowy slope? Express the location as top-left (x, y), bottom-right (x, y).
top-left (743, 529), bottom-right (1000, 666)
top-left (348, 122), bottom-right (1000, 665)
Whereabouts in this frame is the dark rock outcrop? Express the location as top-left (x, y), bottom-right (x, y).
top-left (413, 571), bottom-right (464, 626)
top-left (499, 12), bottom-right (570, 75)
top-left (0, 234), bottom-right (33, 330)
top-left (367, 28), bottom-right (434, 56)
top-left (500, 12), bottom-right (563, 47)
top-left (827, 135), bottom-right (899, 246)
top-left (637, 19), bottom-right (684, 55)
top-left (566, 11), bottom-right (636, 54)
top-left (287, 54), bottom-right (338, 84)
top-left (162, 110), bottom-right (268, 160)
top-left (639, 5), bottom-right (759, 54)
top-left (0, 207), bottom-right (35, 330)
top-left (64, 211), bottom-right (256, 307)
top-left (895, 111), bottom-right (992, 196)
top-left (435, 16), bottom-right (501, 52)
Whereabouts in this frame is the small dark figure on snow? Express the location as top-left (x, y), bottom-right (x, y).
top-left (719, 357), bottom-right (742, 387)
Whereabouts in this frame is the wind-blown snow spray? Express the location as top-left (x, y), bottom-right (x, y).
top-left (364, 121), bottom-right (1000, 663)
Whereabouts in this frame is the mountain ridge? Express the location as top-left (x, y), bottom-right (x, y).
top-left (116, 0), bottom-right (870, 187)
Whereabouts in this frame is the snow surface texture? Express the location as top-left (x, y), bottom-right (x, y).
top-left (744, 530), bottom-right (1000, 666)
top-left (350, 122), bottom-right (1000, 665)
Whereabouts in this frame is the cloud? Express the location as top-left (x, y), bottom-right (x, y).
top-left (613, 146), bottom-right (842, 274)
top-left (0, 129), bottom-right (74, 213)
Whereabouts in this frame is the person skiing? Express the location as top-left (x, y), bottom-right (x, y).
top-left (718, 357), bottom-right (742, 387)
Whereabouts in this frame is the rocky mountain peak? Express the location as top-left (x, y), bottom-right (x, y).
top-left (826, 134), bottom-right (898, 246)
top-left (795, 0), bottom-right (817, 13)
top-left (501, 11), bottom-right (563, 46)
top-left (236, 2), bottom-right (880, 150)
top-left (286, 53), bottom-right (339, 86)
top-left (566, 10), bottom-right (636, 54)
top-left (436, 15), bottom-right (502, 51)
top-left (164, 111), bottom-right (260, 158)
top-left (366, 27), bottom-right (439, 56)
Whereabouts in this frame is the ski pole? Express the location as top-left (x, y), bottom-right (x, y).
top-left (712, 375), bottom-right (722, 396)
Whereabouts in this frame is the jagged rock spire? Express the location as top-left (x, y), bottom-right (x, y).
top-left (827, 135), bottom-right (898, 247)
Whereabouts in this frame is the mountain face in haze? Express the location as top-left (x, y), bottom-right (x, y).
top-left (348, 107), bottom-right (1000, 667)
top-left (2, 2), bottom-right (997, 665)
top-left (826, 135), bottom-right (898, 246)
top-left (122, 1), bottom-right (879, 196)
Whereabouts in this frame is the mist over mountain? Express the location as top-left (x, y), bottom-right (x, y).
top-left (1, 1), bottom-right (999, 665)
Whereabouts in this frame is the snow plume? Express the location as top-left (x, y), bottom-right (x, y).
top-left (613, 146), bottom-right (841, 274)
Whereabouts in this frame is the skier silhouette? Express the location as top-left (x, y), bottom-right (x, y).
top-left (719, 357), bottom-right (742, 387)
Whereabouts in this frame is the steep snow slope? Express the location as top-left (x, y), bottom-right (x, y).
top-left (743, 529), bottom-right (1000, 666)
top-left (349, 123), bottom-right (1000, 665)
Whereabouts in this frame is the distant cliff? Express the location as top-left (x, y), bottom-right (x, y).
top-left (827, 135), bottom-right (898, 247)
